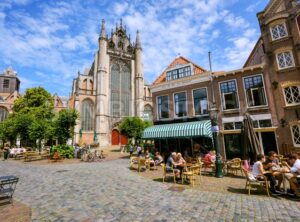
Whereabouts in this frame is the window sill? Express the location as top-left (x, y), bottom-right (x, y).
top-left (283, 104), bottom-right (300, 109)
top-left (194, 114), bottom-right (209, 117)
top-left (270, 36), bottom-right (290, 44)
top-left (222, 109), bottom-right (240, 114)
top-left (247, 106), bottom-right (269, 111)
top-left (277, 66), bottom-right (297, 73)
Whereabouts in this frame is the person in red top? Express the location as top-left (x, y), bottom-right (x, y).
top-left (203, 150), bottom-right (216, 164)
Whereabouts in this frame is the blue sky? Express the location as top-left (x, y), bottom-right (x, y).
top-left (0, 0), bottom-right (269, 96)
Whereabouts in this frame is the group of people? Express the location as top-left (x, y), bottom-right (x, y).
top-left (252, 151), bottom-right (300, 198)
top-left (166, 152), bottom-right (187, 180)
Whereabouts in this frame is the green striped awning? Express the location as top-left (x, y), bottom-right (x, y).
top-left (143, 120), bottom-right (212, 139)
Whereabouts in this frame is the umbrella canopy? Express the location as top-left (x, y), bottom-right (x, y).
top-left (241, 113), bottom-right (263, 162)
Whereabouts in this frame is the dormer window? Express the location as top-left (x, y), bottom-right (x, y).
top-left (166, 65), bottom-right (192, 81)
top-left (270, 23), bottom-right (288, 41)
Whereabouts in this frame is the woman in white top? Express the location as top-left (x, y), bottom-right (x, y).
top-left (252, 154), bottom-right (265, 178)
top-left (252, 154), bottom-right (280, 195)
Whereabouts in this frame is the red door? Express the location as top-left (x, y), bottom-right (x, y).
top-left (112, 130), bottom-right (120, 145)
top-left (120, 134), bottom-right (128, 145)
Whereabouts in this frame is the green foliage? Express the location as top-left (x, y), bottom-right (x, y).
top-left (54, 109), bottom-right (79, 144)
top-left (118, 117), bottom-right (152, 142)
top-left (0, 87), bottom-right (78, 148)
top-left (52, 145), bottom-right (74, 159)
top-left (0, 118), bottom-right (17, 144)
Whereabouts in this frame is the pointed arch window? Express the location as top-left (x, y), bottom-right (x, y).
top-left (81, 100), bottom-right (94, 131)
top-left (110, 62), bottom-right (131, 117)
top-left (0, 107), bottom-right (8, 122)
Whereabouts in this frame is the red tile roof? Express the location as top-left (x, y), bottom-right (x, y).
top-left (152, 56), bottom-right (206, 85)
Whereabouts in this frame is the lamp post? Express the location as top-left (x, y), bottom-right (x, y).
top-left (209, 103), bottom-right (223, 178)
top-left (208, 51), bottom-right (223, 178)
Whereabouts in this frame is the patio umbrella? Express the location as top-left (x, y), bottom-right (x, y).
top-left (241, 113), bottom-right (263, 163)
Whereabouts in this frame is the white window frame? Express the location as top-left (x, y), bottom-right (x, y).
top-left (283, 86), bottom-right (300, 106)
top-left (192, 87), bottom-right (209, 117)
top-left (173, 91), bottom-right (188, 118)
top-left (290, 124), bottom-right (300, 147)
top-left (156, 94), bottom-right (169, 120)
top-left (242, 74), bottom-right (268, 108)
top-left (219, 79), bottom-right (240, 111)
top-left (270, 23), bottom-right (288, 41)
top-left (276, 51), bottom-right (295, 70)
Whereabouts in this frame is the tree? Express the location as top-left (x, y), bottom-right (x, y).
top-left (13, 87), bottom-right (54, 120)
top-left (118, 117), bottom-right (152, 143)
top-left (0, 118), bottom-right (17, 145)
top-left (54, 109), bottom-right (79, 144)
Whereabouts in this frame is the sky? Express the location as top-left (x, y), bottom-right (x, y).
top-left (0, 0), bottom-right (269, 96)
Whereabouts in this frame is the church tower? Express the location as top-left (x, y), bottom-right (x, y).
top-left (69, 19), bottom-right (149, 147)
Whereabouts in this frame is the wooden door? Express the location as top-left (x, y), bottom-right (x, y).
top-left (112, 130), bottom-right (120, 145)
top-left (120, 134), bottom-right (128, 145)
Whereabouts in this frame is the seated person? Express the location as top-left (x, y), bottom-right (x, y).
top-left (202, 150), bottom-right (216, 165)
top-left (282, 154), bottom-right (300, 198)
top-left (263, 151), bottom-right (284, 190)
top-left (166, 152), bottom-right (180, 179)
top-left (252, 154), bottom-right (281, 195)
top-left (175, 153), bottom-right (186, 165)
top-left (154, 152), bottom-right (163, 165)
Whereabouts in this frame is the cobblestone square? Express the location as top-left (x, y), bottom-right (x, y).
top-left (1, 155), bottom-right (300, 221)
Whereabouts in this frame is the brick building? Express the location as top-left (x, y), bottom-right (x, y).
top-left (145, 0), bottom-right (300, 158)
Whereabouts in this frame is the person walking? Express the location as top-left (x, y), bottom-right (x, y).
top-left (136, 144), bottom-right (142, 157)
top-left (3, 144), bottom-right (10, 161)
top-left (129, 144), bottom-right (134, 157)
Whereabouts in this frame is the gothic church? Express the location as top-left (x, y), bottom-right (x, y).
top-left (69, 20), bottom-right (152, 147)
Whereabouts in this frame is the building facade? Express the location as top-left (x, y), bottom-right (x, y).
top-left (257, 0), bottom-right (300, 152)
top-left (147, 0), bottom-right (300, 158)
top-left (0, 67), bottom-right (21, 122)
top-left (69, 20), bottom-right (152, 147)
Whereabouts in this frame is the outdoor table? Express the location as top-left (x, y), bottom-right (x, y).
top-left (0, 175), bottom-right (19, 204)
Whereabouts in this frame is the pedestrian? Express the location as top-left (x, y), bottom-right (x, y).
top-left (129, 144), bottom-right (134, 157)
top-left (3, 144), bottom-right (10, 161)
top-left (136, 144), bottom-right (142, 157)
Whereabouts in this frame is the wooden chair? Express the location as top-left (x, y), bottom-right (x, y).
top-left (226, 158), bottom-right (242, 176)
top-left (182, 167), bottom-right (194, 186)
top-left (242, 168), bottom-right (270, 197)
top-left (129, 156), bottom-right (139, 169)
top-left (138, 158), bottom-right (147, 173)
top-left (161, 163), bottom-right (176, 183)
top-left (201, 158), bottom-right (215, 175)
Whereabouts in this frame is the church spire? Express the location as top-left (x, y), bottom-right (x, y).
top-left (136, 30), bottom-right (142, 49)
top-left (100, 19), bottom-right (106, 39)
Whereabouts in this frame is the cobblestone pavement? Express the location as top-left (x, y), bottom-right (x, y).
top-left (1, 159), bottom-right (300, 222)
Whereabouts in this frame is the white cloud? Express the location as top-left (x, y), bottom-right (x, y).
top-left (0, 0), bottom-right (264, 95)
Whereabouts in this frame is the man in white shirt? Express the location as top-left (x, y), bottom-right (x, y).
top-left (283, 154), bottom-right (300, 197)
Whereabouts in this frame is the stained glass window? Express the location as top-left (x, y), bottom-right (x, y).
top-left (81, 100), bottom-right (94, 131)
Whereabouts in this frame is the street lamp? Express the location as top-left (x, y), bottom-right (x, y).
top-left (209, 103), bottom-right (223, 178)
top-left (208, 51), bottom-right (223, 178)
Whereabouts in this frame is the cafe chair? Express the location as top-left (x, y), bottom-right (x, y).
top-left (138, 158), bottom-right (147, 173)
top-left (242, 168), bottom-right (270, 197)
top-left (226, 158), bottom-right (242, 176)
top-left (161, 163), bottom-right (176, 183)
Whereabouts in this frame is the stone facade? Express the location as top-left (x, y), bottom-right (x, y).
top-left (0, 67), bottom-right (21, 122)
top-left (69, 20), bottom-right (152, 147)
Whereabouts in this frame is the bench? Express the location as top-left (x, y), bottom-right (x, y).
top-left (14, 152), bottom-right (26, 160)
top-left (24, 151), bottom-right (43, 162)
top-left (0, 176), bottom-right (19, 204)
